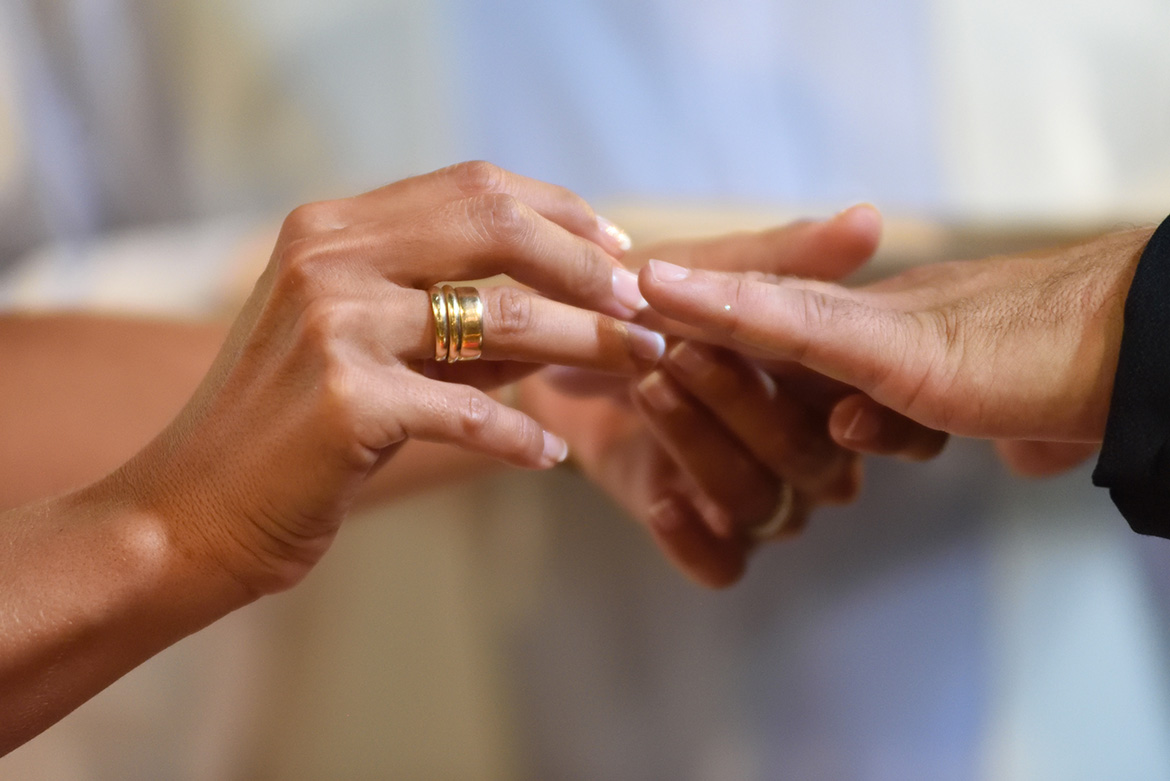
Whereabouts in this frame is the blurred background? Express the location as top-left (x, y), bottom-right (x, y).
top-left (3, 0), bottom-right (1170, 778)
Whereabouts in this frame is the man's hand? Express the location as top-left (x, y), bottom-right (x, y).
top-left (638, 223), bottom-right (1153, 475)
top-left (527, 206), bottom-right (947, 587)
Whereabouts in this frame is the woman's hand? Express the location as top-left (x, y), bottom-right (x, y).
top-left (637, 222), bottom-right (1154, 475)
top-left (110, 162), bottom-right (662, 597)
top-left (528, 209), bottom-right (947, 587)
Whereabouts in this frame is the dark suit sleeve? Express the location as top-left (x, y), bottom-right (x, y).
top-left (1093, 215), bottom-right (1170, 537)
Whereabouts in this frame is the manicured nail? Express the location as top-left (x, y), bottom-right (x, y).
top-left (542, 431), bottom-right (570, 465)
top-left (613, 267), bottom-right (648, 312)
top-left (667, 341), bottom-right (714, 380)
top-left (647, 258), bottom-right (690, 282)
top-left (636, 371), bottom-right (680, 413)
top-left (597, 215), bottom-right (632, 252)
top-left (627, 324), bottom-right (666, 363)
top-left (842, 406), bottom-right (880, 443)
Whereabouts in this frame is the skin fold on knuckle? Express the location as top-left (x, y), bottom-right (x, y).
top-left (273, 236), bottom-right (336, 305)
top-left (571, 237), bottom-right (614, 303)
top-left (465, 192), bottom-right (533, 251)
top-left (724, 275), bottom-right (790, 348)
top-left (457, 387), bottom-right (542, 463)
top-left (457, 387), bottom-right (497, 440)
top-left (487, 286), bottom-right (535, 344)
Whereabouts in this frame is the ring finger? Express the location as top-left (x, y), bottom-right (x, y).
top-left (632, 369), bottom-right (787, 537)
top-left (385, 285), bottom-right (667, 375)
top-left (662, 340), bottom-right (857, 500)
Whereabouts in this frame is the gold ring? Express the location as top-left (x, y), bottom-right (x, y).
top-left (454, 286), bottom-right (484, 361)
top-left (444, 285), bottom-right (462, 363)
top-left (749, 482), bottom-right (796, 542)
top-left (430, 286), bottom-right (450, 361)
top-left (429, 284), bottom-right (484, 362)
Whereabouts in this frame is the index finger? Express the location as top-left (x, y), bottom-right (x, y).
top-left (637, 260), bottom-right (910, 403)
top-left (351, 161), bottom-right (631, 257)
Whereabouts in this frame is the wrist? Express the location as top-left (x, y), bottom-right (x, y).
top-left (0, 479), bottom-right (256, 751)
top-left (79, 469), bottom-right (260, 625)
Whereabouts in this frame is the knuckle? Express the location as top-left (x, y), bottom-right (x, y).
top-left (489, 286), bottom-right (534, 338)
top-left (795, 288), bottom-right (834, 332)
top-left (468, 192), bottom-right (531, 247)
top-left (458, 388), bottom-right (497, 438)
top-left (281, 200), bottom-right (339, 238)
top-left (319, 367), bottom-right (378, 466)
top-left (553, 184), bottom-right (595, 221)
top-left (571, 240), bottom-right (611, 299)
top-left (298, 297), bottom-right (354, 348)
top-left (448, 160), bottom-right (507, 197)
top-left (274, 237), bottom-right (331, 300)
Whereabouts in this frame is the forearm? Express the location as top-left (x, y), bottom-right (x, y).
top-left (0, 479), bottom-right (252, 754)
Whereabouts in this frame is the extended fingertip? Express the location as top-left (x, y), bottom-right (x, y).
top-left (646, 258), bottom-right (691, 282)
top-left (839, 405), bottom-right (880, 445)
top-left (666, 341), bottom-right (716, 381)
top-left (636, 371), bottom-right (682, 413)
top-left (613, 267), bottom-right (649, 314)
top-left (597, 214), bottom-right (633, 253)
top-left (648, 496), bottom-right (687, 534)
top-left (832, 203), bottom-right (883, 250)
top-left (541, 431), bottom-right (570, 466)
top-left (627, 324), bottom-right (666, 363)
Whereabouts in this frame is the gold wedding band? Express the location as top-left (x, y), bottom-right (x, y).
top-left (430, 284), bottom-right (484, 362)
top-left (430, 287), bottom-right (450, 361)
top-left (749, 482), bottom-right (796, 542)
top-left (456, 286), bottom-right (484, 361)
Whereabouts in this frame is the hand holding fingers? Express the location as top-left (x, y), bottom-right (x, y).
top-left (639, 227), bottom-right (1149, 443)
top-left (137, 163), bottom-right (664, 596)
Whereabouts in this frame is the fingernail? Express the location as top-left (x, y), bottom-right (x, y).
top-left (691, 492), bottom-right (736, 539)
top-left (647, 258), bottom-right (690, 282)
top-left (613, 267), bottom-right (648, 312)
top-left (597, 215), bottom-right (632, 252)
top-left (648, 498), bottom-right (686, 534)
top-left (667, 341), bottom-right (714, 381)
top-left (636, 371), bottom-right (680, 413)
top-left (842, 407), bottom-right (880, 443)
top-left (627, 324), bottom-right (666, 363)
top-left (542, 431), bottom-right (570, 465)
top-left (834, 202), bottom-right (882, 233)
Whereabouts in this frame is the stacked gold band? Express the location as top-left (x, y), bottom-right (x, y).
top-left (430, 284), bottom-right (484, 362)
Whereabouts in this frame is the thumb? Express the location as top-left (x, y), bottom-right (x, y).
top-left (638, 261), bottom-right (922, 411)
